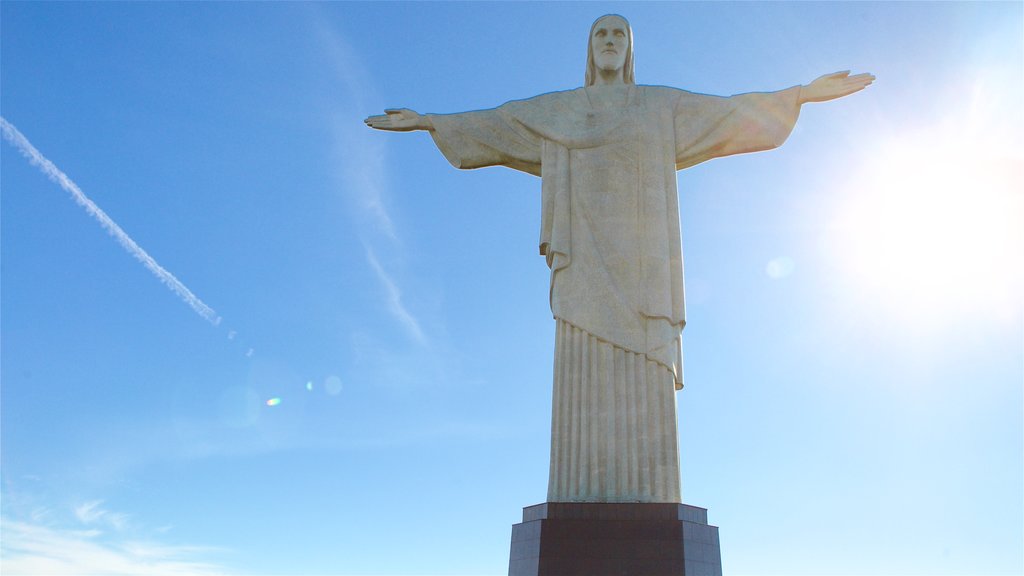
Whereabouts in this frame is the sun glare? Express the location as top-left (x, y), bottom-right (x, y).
top-left (830, 127), bottom-right (1022, 324)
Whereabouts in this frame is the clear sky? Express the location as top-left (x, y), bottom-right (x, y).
top-left (2, 2), bottom-right (1021, 575)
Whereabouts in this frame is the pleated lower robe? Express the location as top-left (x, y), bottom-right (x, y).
top-left (548, 319), bottom-right (681, 503)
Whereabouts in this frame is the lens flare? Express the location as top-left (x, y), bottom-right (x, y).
top-left (220, 387), bottom-right (261, 427)
top-left (265, 397), bottom-right (281, 407)
top-left (325, 375), bottom-right (343, 396)
top-left (766, 256), bottom-right (796, 279)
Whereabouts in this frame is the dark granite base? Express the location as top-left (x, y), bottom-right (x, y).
top-left (508, 502), bottom-right (722, 576)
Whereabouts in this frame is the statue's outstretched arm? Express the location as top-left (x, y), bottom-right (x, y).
top-left (799, 71), bottom-right (875, 104)
top-left (364, 108), bottom-right (435, 132)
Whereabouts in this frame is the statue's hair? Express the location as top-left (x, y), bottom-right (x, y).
top-left (585, 14), bottom-right (635, 87)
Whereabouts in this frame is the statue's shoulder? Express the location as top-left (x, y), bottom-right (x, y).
top-left (636, 84), bottom-right (680, 92)
top-left (499, 85), bottom-right (701, 112)
top-left (633, 85), bottom-right (692, 108)
top-left (509, 87), bottom-right (581, 105)
top-left (506, 85), bottom-right (688, 104)
top-left (638, 85), bottom-right (728, 113)
top-left (497, 87), bottom-right (583, 114)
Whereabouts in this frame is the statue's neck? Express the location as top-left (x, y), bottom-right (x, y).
top-left (593, 69), bottom-right (625, 86)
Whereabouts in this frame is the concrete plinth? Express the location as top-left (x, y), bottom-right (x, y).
top-left (508, 502), bottom-right (722, 576)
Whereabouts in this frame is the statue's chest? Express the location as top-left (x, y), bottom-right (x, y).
top-left (571, 104), bottom-right (654, 147)
top-left (534, 88), bottom-right (665, 150)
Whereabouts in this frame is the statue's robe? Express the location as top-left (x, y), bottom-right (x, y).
top-left (428, 84), bottom-right (801, 502)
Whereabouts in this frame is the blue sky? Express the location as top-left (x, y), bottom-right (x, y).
top-left (1, 2), bottom-right (1021, 575)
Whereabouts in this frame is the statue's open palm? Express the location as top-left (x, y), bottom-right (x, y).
top-left (364, 108), bottom-right (431, 131)
top-left (801, 71), bottom-right (875, 103)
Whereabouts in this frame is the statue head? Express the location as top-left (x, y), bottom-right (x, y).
top-left (585, 14), bottom-right (635, 86)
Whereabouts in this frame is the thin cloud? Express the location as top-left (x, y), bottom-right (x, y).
top-left (364, 246), bottom-right (425, 344)
top-left (73, 501), bottom-right (107, 525)
top-left (334, 128), bottom-right (398, 241)
top-left (316, 19), bottom-right (399, 242)
top-left (315, 19), bottom-right (433, 347)
top-left (73, 501), bottom-right (129, 531)
top-left (0, 517), bottom-right (231, 576)
top-left (1, 117), bottom-right (222, 326)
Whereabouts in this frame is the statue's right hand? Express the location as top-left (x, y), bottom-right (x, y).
top-left (364, 108), bottom-right (431, 131)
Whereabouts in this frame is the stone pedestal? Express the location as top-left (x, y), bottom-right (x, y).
top-left (508, 502), bottom-right (722, 576)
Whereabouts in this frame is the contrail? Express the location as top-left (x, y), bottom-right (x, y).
top-left (1, 116), bottom-right (222, 326)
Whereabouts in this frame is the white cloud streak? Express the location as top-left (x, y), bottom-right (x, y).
top-left (364, 246), bottom-right (425, 344)
top-left (0, 517), bottom-right (231, 576)
top-left (314, 20), bottom-right (431, 347)
top-left (316, 20), bottom-right (399, 242)
top-left (1, 116), bottom-right (222, 326)
top-left (73, 501), bottom-right (129, 531)
top-left (337, 131), bottom-right (397, 241)
top-left (73, 501), bottom-right (107, 525)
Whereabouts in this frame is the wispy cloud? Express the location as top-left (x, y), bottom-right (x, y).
top-left (1, 117), bottom-right (222, 326)
top-left (329, 115), bottom-right (397, 241)
top-left (364, 246), bottom-right (425, 344)
top-left (315, 19), bottom-right (432, 347)
top-left (317, 19), bottom-right (398, 242)
top-left (1, 506), bottom-right (231, 576)
top-left (74, 500), bottom-right (129, 531)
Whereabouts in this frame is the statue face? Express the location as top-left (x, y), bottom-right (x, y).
top-left (590, 15), bottom-right (629, 75)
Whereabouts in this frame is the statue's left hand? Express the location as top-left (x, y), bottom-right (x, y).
top-left (800, 71), bottom-right (875, 103)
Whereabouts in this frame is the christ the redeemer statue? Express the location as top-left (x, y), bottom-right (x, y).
top-left (366, 14), bottom-right (873, 504)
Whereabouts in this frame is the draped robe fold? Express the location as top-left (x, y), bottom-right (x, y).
top-left (428, 84), bottom-right (801, 502)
